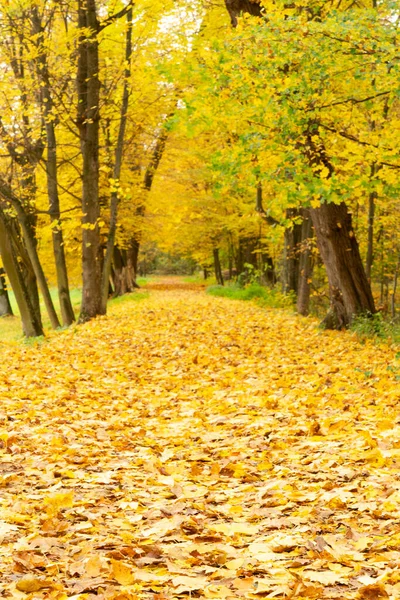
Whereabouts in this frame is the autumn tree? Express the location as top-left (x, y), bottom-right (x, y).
top-left (201, 0), bottom-right (398, 326)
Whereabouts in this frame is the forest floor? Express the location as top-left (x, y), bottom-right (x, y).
top-left (1, 279), bottom-right (400, 599)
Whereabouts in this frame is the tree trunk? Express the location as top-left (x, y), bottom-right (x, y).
top-left (296, 209), bottom-right (314, 316)
top-left (77, 0), bottom-right (103, 323)
top-left (7, 218), bottom-right (42, 327)
top-left (310, 202), bottom-right (376, 327)
top-left (101, 8), bottom-right (133, 312)
top-left (0, 209), bottom-right (43, 336)
top-left (112, 246), bottom-right (137, 296)
top-left (126, 240), bottom-right (141, 287)
top-left (31, 7), bottom-right (75, 326)
top-left (213, 248), bottom-right (224, 285)
top-left (366, 163), bottom-right (377, 281)
top-left (0, 268), bottom-right (13, 316)
top-left (391, 256), bottom-right (399, 319)
top-left (283, 208), bottom-right (302, 294)
top-left (0, 182), bottom-right (60, 328)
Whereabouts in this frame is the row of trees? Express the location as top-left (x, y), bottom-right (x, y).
top-left (0, 0), bottom-right (196, 335)
top-left (147, 0), bottom-right (399, 325)
top-left (0, 0), bottom-right (399, 335)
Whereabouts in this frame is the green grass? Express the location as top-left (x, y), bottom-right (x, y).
top-left (0, 287), bottom-right (149, 343)
top-left (108, 291), bottom-right (149, 306)
top-left (350, 312), bottom-right (400, 344)
top-left (183, 274), bottom-right (213, 285)
top-left (206, 283), bottom-right (295, 309)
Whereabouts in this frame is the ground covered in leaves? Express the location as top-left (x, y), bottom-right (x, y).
top-left (1, 281), bottom-right (400, 600)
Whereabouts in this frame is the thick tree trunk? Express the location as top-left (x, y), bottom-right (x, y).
top-left (77, 0), bottom-right (103, 323)
top-left (0, 268), bottom-right (13, 316)
top-left (213, 248), bottom-right (224, 285)
top-left (310, 202), bottom-right (376, 327)
top-left (31, 8), bottom-right (75, 326)
top-left (112, 246), bottom-right (137, 296)
top-left (0, 209), bottom-right (43, 336)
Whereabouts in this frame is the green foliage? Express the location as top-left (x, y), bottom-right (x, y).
top-left (207, 283), bottom-right (295, 309)
top-left (108, 292), bottom-right (149, 306)
top-left (350, 312), bottom-right (400, 343)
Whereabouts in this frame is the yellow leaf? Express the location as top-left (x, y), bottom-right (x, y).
top-left (85, 554), bottom-right (103, 578)
top-left (110, 559), bottom-right (136, 585)
top-left (16, 577), bottom-right (54, 592)
top-left (303, 570), bottom-right (344, 585)
top-left (44, 491), bottom-right (74, 515)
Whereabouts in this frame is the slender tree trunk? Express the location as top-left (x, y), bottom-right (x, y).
top-left (283, 208), bottom-right (302, 294)
top-left (213, 248), bottom-right (224, 285)
top-left (0, 268), bottom-right (13, 316)
top-left (77, 0), bottom-right (103, 323)
top-left (296, 209), bottom-right (313, 316)
top-left (101, 8), bottom-right (133, 312)
top-left (391, 256), bottom-right (399, 319)
top-left (366, 163), bottom-right (377, 281)
top-left (0, 182), bottom-right (60, 328)
top-left (0, 209), bottom-right (43, 336)
top-left (31, 8), bottom-right (75, 326)
top-left (126, 240), bottom-right (140, 287)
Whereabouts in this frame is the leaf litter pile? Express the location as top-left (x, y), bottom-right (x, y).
top-left (1, 283), bottom-right (400, 600)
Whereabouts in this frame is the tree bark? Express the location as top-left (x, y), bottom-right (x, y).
top-left (283, 208), bottom-right (303, 294)
top-left (296, 209), bottom-right (314, 316)
top-left (0, 181), bottom-right (60, 329)
top-left (31, 7), bottom-right (75, 327)
top-left (126, 241), bottom-right (141, 287)
top-left (0, 208), bottom-right (44, 336)
top-left (77, 0), bottom-right (103, 323)
top-left (112, 246), bottom-right (137, 296)
top-left (310, 202), bottom-right (375, 327)
top-left (366, 163), bottom-right (377, 281)
top-left (0, 268), bottom-right (13, 316)
top-left (213, 248), bottom-right (224, 285)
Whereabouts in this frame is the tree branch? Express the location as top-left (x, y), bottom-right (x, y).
top-left (99, 1), bottom-right (134, 31)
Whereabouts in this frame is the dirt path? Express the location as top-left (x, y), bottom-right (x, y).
top-left (1, 286), bottom-right (399, 598)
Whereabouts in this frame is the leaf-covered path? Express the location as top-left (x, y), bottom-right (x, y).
top-left (1, 283), bottom-right (400, 599)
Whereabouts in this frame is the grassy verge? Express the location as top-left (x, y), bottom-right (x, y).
top-left (207, 283), bottom-right (295, 309)
top-left (183, 274), bottom-right (214, 285)
top-left (0, 288), bottom-right (149, 343)
top-left (350, 312), bottom-right (400, 345)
